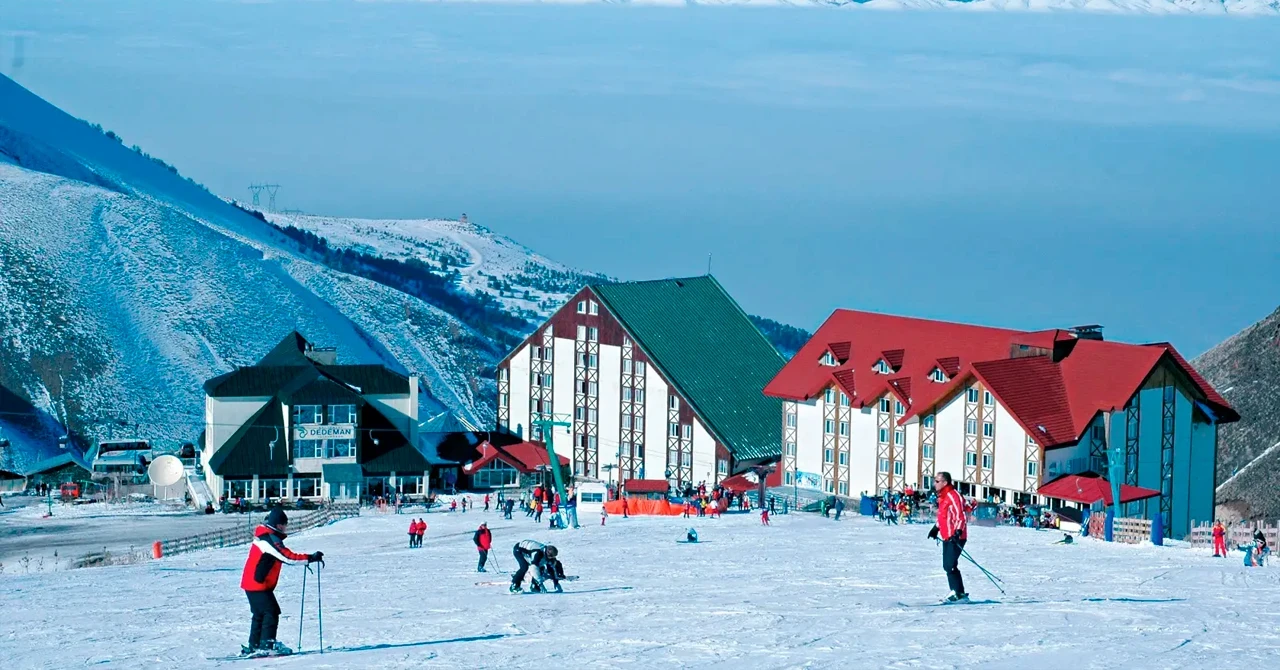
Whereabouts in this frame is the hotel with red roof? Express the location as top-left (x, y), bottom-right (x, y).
top-left (762, 311), bottom-right (1238, 539)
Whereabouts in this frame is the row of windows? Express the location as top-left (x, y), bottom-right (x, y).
top-left (574, 407), bottom-right (599, 423)
top-left (621, 387), bottom-right (646, 403)
top-left (668, 423), bottom-right (693, 439)
top-left (531, 345), bottom-right (553, 362)
top-left (966, 388), bottom-right (996, 406)
top-left (878, 459), bottom-right (906, 475)
top-left (532, 372), bottom-right (553, 387)
top-left (621, 415), bottom-right (646, 431)
top-left (293, 439), bottom-right (355, 460)
top-left (575, 300), bottom-right (600, 316)
top-left (822, 449), bottom-right (850, 466)
top-left (822, 388), bottom-right (851, 406)
top-left (964, 452), bottom-right (995, 468)
top-left (821, 479), bottom-right (851, 495)
top-left (964, 419), bottom-right (996, 437)
top-left (667, 450), bottom-right (693, 467)
top-left (226, 477), bottom-right (321, 500)
top-left (293, 404), bottom-right (356, 426)
top-left (622, 360), bottom-right (648, 376)
top-left (576, 325), bottom-right (599, 342)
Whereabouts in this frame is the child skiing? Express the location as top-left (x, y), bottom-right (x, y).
top-left (1212, 520), bottom-right (1227, 557)
top-left (239, 509), bottom-right (323, 657)
top-left (510, 540), bottom-right (562, 593)
top-left (474, 522), bottom-right (492, 572)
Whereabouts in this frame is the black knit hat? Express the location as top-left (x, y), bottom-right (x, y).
top-left (266, 508), bottom-right (288, 528)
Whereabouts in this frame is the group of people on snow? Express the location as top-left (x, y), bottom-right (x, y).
top-left (407, 518), bottom-right (427, 547)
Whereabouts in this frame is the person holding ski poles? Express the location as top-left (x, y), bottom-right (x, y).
top-left (240, 508), bottom-right (324, 657)
top-left (928, 471), bottom-right (969, 603)
top-left (474, 522), bottom-right (492, 572)
top-left (510, 540), bottom-right (562, 593)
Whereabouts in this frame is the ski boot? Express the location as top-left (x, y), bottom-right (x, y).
top-left (944, 592), bottom-right (970, 604)
top-left (509, 582), bottom-right (522, 594)
top-left (259, 640), bottom-right (293, 656)
top-left (239, 645), bottom-right (256, 657)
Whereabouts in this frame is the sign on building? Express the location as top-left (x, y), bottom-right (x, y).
top-left (294, 424), bottom-right (356, 441)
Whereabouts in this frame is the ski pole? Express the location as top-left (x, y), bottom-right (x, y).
top-left (961, 551), bottom-right (1006, 595)
top-left (316, 562), bottom-right (324, 653)
top-left (298, 564), bottom-right (309, 651)
top-left (962, 549), bottom-right (1005, 584)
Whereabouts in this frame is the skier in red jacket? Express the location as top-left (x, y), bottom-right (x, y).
top-left (474, 522), bottom-right (493, 572)
top-left (1212, 520), bottom-right (1227, 557)
top-left (928, 472), bottom-right (969, 602)
top-left (408, 519), bottom-right (419, 548)
top-left (240, 508), bottom-right (323, 656)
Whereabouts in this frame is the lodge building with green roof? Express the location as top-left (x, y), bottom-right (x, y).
top-left (495, 276), bottom-right (787, 493)
top-left (200, 332), bottom-right (434, 504)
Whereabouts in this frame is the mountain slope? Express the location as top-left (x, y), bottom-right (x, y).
top-left (1193, 305), bottom-right (1280, 520)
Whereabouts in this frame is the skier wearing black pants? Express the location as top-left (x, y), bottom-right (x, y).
top-left (239, 508), bottom-right (324, 656)
top-left (928, 471), bottom-right (968, 603)
top-left (474, 522), bottom-right (492, 572)
top-left (510, 540), bottom-right (561, 593)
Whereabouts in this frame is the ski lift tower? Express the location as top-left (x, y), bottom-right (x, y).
top-left (531, 414), bottom-right (572, 529)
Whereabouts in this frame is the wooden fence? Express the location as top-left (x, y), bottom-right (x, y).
top-left (1112, 517), bottom-right (1153, 544)
top-left (159, 502), bottom-right (360, 557)
top-left (1187, 520), bottom-right (1279, 550)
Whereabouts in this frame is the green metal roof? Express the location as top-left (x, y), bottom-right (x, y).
top-left (322, 463), bottom-right (365, 483)
top-left (592, 276), bottom-right (786, 464)
top-left (208, 401), bottom-right (290, 477)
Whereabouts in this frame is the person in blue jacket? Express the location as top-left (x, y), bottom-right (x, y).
top-left (1244, 538), bottom-right (1270, 567)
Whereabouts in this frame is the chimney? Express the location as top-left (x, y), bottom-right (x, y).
top-left (305, 346), bottom-right (338, 366)
top-left (1069, 325), bottom-right (1104, 341)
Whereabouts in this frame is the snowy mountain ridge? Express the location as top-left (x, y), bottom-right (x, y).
top-left (375, 0), bottom-right (1280, 15)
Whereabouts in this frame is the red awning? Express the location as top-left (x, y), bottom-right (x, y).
top-left (1038, 473), bottom-right (1161, 506)
top-left (720, 473), bottom-right (758, 494)
top-left (624, 479), bottom-right (670, 494)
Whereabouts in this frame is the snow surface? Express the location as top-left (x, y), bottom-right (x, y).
top-left (266, 212), bottom-right (607, 322)
top-left (2, 511), bottom-right (1277, 667)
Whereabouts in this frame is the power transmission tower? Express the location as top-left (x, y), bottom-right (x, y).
top-left (247, 183), bottom-right (264, 207)
top-left (262, 183), bottom-right (281, 212)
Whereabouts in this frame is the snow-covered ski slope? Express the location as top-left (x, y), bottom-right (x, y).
top-left (267, 212), bottom-right (608, 322)
top-left (319, 0), bottom-right (1280, 15)
top-left (2, 512), bottom-right (1275, 668)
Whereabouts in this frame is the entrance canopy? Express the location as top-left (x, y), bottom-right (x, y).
top-left (719, 473), bottom-right (758, 494)
top-left (1038, 473), bottom-right (1160, 507)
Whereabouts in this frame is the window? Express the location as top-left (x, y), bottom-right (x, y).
top-left (575, 407), bottom-right (585, 420)
top-left (1027, 461), bottom-right (1039, 476)
top-left (474, 460), bottom-right (519, 488)
top-left (576, 325), bottom-right (586, 340)
top-left (873, 360), bottom-right (890, 374)
top-left (634, 389), bottom-right (645, 403)
top-left (499, 395), bottom-right (508, 407)
top-left (589, 300), bottom-right (599, 315)
top-left (878, 428), bottom-right (889, 444)
top-left (825, 479), bottom-right (834, 493)
top-left (982, 454), bottom-right (993, 469)
top-left (682, 424), bottom-right (692, 440)
top-left (1027, 436), bottom-right (1037, 447)
top-left (588, 435), bottom-right (598, 450)
top-left (576, 300), bottom-right (586, 314)
top-left (785, 472), bottom-right (794, 485)
top-left (635, 361), bottom-right (646, 376)
top-left (839, 421), bottom-right (849, 436)
top-left (294, 477), bottom-right (320, 498)
top-left (635, 417), bottom-right (644, 431)
top-left (894, 430), bottom-right (905, 446)
top-left (498, 368), bottom-right (508, 381)
top-left (669, 396), bottom-right (679, 410)
top-left (931, 368), bottom-right (947, 383)
top-left (681, 453), bottom-right (692, 467)
top-left (923, 415), bottom-right (935, 428)
top-left (669, 423), bottom-right (680, 437)
top-left (577, 353), bottom-right (588, 367)
top-left (329, 439), bottom-right (355, 458)
top-left (261, 479), bottom-right (287, 500)
top-left (966, 452), bottom-right (977, 466)
top-left (225, 479), bottom-right (251, 499)
top-left (983, 422), bottom-right (994, 438)
top-left (718, 460), bottom-right (728, 475)
top-left (826, 420), bottom-right (836, 434)
top-left (294, 405), bottom-right (323, 425)
top-left (396, 476), bottom-right (423, 495)
top-left (824, 449), bottom-right (834, 463)
top-left (879, 458), bottom-right (890, 473)
top-left (966, 419), bottom-right (978, 435)
top-left (984, 391), bottom-right (995, 406)
top-left (1092, 425), bottom-right (1105, 441)
top-left (820, 351), bottom-right (837, 366)
top-left (967, 388), bottom-right (980, 403)
top-left (838, 452), bottom-right (848, 465)
top-left (923, 443), bottom-right (935, 459)
top-left (622, 387), bottom-right (632, 402)
top-left (588, 327), bottom-right (598, 342)
top-left (895, 401), bottom-right (905, 415)
top-left (293, 439), bottom-right (326, 459)
top-left (786, 413), bottom-right (797, 428)
top-left (622, 415), bottom-right (632, 429)
top-left (840, 393), bottom-right (850, 407)
top-left (544, 373), bottom-right (552, 387)
top-left (893, 461), bottom-right (904, 476)
top-left (839, 481), bottom-right (848, 495)
top-left (623, 359), bottom-right (633, 374)
top-left (877, 398), bottom-right (889, 413)
top-left (824, 388), bottom-right (835, 403)
top-left (786, 441), bottom-right (796, 456)
top-left (589, 381), bottom-right (598, 395)
top-left (588, 409), bottom-right (598, 423)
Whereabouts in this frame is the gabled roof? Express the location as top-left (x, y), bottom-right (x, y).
top-left (25, 451), bottom-right (91, 476)
top-left (208, 401), bottom-right (289, 477)
top-left (258, 331), bottom-right (314, 366)
top-left (767, 310), bottom-right (1238, 449)
top-left (462, 441), bottom-right (569, 475)
top-left (204, 333), bottom-right (410, 399)
top-left (827, 341), bottom-right (851, 363)
top-left (592, 276), bottom-right (786, 463)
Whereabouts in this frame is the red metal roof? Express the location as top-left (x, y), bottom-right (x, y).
top-left (881, 349), bottom-right (905, 370)
top-left (463, 441), bottom-right (569, 475)
top-left (719, 473), bottom-right (758, 493)
top-left (828, 341), bottom-right (851, 363)
top-left (624, 479), bottom-right (670, 494)
top-left (764, 310), bottom-right (1238, 448)
top-left (1038, 473), bottom-right (1161, 506)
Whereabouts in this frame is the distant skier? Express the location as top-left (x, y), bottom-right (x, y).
top-left (1212, 520), bottom-right (1227, 558)
top-left (474, 522), bottom-right (492, 572)
top-left (504, 498), bottom-right (515, 519)
top-left (462, 497), bottom-right (469, 513)
top-left (760, 507), bottom-right (770, 526)
top-left (928, 471), bottom-right (969, 603)
top-left (484, 494), bottom-right (491, 512)
top-left (450, 499), bottom-right (458, 513)
top-left (686, 528), bottom-right (699, 543)
top-left (601, 507), bottom-right (608, 526)
top-left (621, 498), bottom-right (629, 518)
top-left (408, 519), bottom-right (418, 548)
top-left (416, 518), bottom-right (427, 547)
top-left (510, 540), bottom-right (562, 593)
top-left (239, 509), bottom-right (323, 657)
top-left (834, 497), bottom-right (845, 521)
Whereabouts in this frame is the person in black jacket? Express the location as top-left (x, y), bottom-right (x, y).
top-left (510, 540), bottom-right (561, 593)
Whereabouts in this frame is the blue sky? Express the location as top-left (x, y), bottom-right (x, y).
top-left (4, 1), bottom-right (1278, 355)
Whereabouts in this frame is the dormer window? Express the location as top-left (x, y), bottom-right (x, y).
top-left (930, 367), bottom-right (947, 383)
top-left (873, 359), bottom-right (891, 375)
top-left (819, 351), bottom-right (837, 367)
top-left (576, 301), bottom-right (586, 314)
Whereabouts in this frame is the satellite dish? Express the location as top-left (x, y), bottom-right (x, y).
top-left (148, 455), bottom-right (184, 487)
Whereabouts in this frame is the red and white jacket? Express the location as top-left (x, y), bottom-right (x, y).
top-left (241, 524), bottom-right (309, 592)
top-left (936, 485), bottom-right (968, 542)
